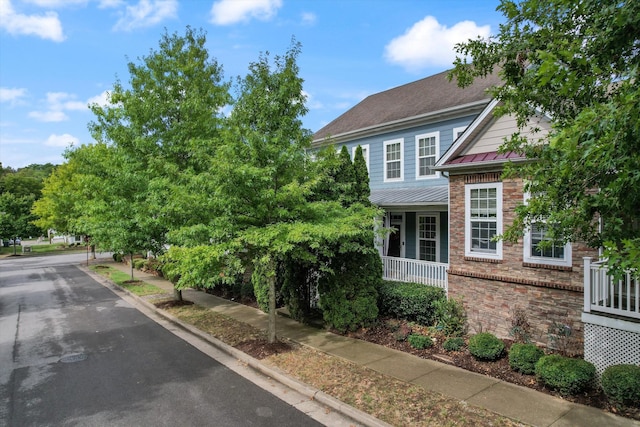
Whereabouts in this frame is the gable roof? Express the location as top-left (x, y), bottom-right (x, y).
top-left (312, 69), bottom-right (502, 145)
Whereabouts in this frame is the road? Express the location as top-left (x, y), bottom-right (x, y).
top-left (0, 253), bottom-right (328, 426)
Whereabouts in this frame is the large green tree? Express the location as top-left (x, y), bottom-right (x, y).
top-left (85, 27), bottom-right (230, 277)
top-left (451, 0), bottom-right (640, 274)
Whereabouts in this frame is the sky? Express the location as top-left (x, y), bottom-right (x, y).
top-left (0, 0), bottom-right (505, 169)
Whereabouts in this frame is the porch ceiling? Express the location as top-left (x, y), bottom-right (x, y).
top-left (370, 186), bottom-right (448, 207)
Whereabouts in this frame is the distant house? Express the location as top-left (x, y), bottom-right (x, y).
top-left (314, 71), bottom-right (639, 375)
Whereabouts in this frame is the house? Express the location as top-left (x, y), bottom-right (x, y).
top-left (437, 99), bottom-right (638, 373)
top-left (314, 71), bottom-right (639, 374)
top-left (313, 70), bottom-right (501, 289)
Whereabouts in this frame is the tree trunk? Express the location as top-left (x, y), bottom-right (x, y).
top-left (90, 245), bottom-right (96, 260)
top-left (267, 261), bottom-right (277, 344)
top-left (130, 252), bottom-right (134, 280)
top-left (174, 288), bottom-right (182, 302)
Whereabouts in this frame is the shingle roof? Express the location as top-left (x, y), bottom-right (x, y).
top-left (313, 69), bottom-right (502, 142)
top-left (370, 186), bottom-right (448, 207)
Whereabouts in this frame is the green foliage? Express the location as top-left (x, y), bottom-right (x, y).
top-left (252, 259), bottom-right (273, 313)
top-left (535, 355), bottom-right (596, 395)
top-left (113, 253), bottom-right (123, 262)
top-left (443, 337), bottom-right (465, 352)
top-left (281, 259), bottom-right (318, 323)
top-left (509, 343), bottom-right (544, 375)
top-left (468, 333), bottom-right (505, 361)
top-left (318, 246), bottom-right (380, 333)
top-left (377, 281), bottom-right (446, 326)
top-left (601, 364), bottom-right (640, 408)
top-left (133, 259), bottom-right (146, 270)
top-left (433, 297), bottom-right (467, 337)
top-left (0, 193), bottom-right (41, 244)
top-left (408, 334), bottom-right (433, 350)
top-left (451, 0), bottom-right (640, 274)
top-left (352, 145), bottom-right (370, 205)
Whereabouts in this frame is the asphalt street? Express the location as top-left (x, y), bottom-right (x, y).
top-left (0, 253), bottom-right (325, 426)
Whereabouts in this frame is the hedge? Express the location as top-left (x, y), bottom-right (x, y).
top-left (377, 280), bottom-right (446, 326)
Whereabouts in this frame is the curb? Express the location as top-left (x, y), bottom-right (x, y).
top-left (82, 264), bottom-right (392, 427)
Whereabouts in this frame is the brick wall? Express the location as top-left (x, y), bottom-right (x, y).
top-left (447, 172), bottom-right (599, 349)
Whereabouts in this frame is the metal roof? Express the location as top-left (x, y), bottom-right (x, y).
top-left (370, 186), bottom-right (448, 207)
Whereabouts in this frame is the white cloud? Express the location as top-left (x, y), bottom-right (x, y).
top-left (113, 0), bottom-right (178, 31)
top-left (301, 12), bottom-right (316, 26)
top-left (28, 110), bottom-right (68, 122)
top-left (22, 0), bottom-right (88, 7)
top-left (45, 133), bottom-right (79, 147)
top-left (97, 0), bottom-right (123, 8)
top-left (0, 0), bottom-right (65, 41)
top-left (87, 90), bottom-right (111, 108)
top-left (210, 0), bottom-right (282, 25)
top-left (0, 87), bottom-right (27, 105)
top-left (384, 16), bottom-right (490, 72)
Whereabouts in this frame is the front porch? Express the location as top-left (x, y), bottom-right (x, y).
top-left (582, 257), bottom-right (640, 375)
top-left (381, 256), bottom-right (448, 293)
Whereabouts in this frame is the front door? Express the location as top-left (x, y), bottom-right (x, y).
top-left (387, 214), bottom-right (403, 257)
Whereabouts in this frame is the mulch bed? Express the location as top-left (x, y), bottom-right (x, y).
top-left (235, 339), bottom-right (294, 359)
top-left (154, 299), bottom-right (194, 309)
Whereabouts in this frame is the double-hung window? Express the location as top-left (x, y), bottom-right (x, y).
top-left (352, 144), bottom-right (370, 173)
top-left (416, 132), bottom-right (439, 179)
top-left (522, 195), bottom-right (572, 267)
top-left (418, 214), bottom-right (438, 262)
top-left (384, 139), bottom-right (403, 182)
top-left (465, 182), bottom-right (503, 259)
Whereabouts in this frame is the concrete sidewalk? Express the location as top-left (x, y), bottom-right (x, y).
top-left (98, 259), bottom-right (638, 427)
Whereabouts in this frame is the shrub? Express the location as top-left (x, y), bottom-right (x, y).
top-left (601, 364), bottom-right (640, 408)
top-left (535, 354), bottom-right (596, 395)
top-left (433, 297), bottom-right (467, 337)
top-left (468, 333), bottom-right (505, 361)
top-left (393, 324), bottom-right (412, 341)
top-left (509, 343), bottom-right (544, 374)
top-left (408, 334), bottom-right (433, 349)
top-left (133, 259), bottom-right (146, 270)
top-left (377, 280), bottom-right (446, 326)
top-left (508, 307), bottom-right (533, 343)
top-left (443, 337), bottom-right (465, 352)
top-left (112, 253), bottom-right (123, 262)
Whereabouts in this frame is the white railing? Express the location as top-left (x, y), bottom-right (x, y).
top-left (584, 257), bottom-right (640, 320)
top-left (381, 256), bottom-right (448, 293)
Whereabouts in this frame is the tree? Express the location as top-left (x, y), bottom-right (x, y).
top-left (451, 0), bottom-right (640, 274)
top-left (0, 193), bottom-right (40, 254)
top-left (86, 27), bottom-right (231, 282)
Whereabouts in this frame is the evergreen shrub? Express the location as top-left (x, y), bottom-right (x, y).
top-left (408, 334), bottom-right (433, 349)
top-left (433, 297), bottom-right (467, 337)
top-left (468, 332), bottom-right (505, 361)
top-left (377, 280), bottom-right (445, 326)
top-left (509, 343), bottom-right (544, 374)
top-left (601, 364), bottom-right (640, 408)
top-left (535, 354), bottom-right (596, 395)
top-left (443, 337), bottom-right (465, 352)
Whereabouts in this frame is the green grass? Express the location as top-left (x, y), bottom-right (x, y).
top-left (0, 243), bottom-right (85, 256)
top-left (90, 265), bottom-right (165, 296)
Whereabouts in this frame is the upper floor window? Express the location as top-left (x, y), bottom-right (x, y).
top-left (416, 132), bottom-right (439, 179)
top-left (384, 138), bottom-right (404, 182)
top-left (352, 144), bottom-right (370, 173)
top-left (465, 182), bottom-right (503, 259)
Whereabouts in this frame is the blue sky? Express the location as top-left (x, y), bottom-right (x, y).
top-left (0, 0), bottom-right (504, 169)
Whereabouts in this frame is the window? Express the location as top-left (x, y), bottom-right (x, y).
top-left (523, 195), bottom-right (572, 266)
top-left (384, 139), bottom-right (403, 182)
top-left (465, 182), bottom-right (503, 259)
top-left (418, 215), bottom-right (438, 262)
top-left (453, 126), bottom-right (467, 141)
top-left (415, 132), bottom-right (439, 179)
top-left (352, 144), bottom-right (370, 173)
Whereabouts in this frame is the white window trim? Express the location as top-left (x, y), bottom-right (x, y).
top-left (465, 182), bottom-right (503, 260)
top-left (383, 138), bottom-right (404, 182)
top-left (352, 144), bottom-right (370, 173)
top-left (453, 126), bottom-right (467, 141)
top-left (415, 132), bottom-right (440, 180)
top-left (416, 213), bottom-right (439, 262)
top-left (522, 193), bottom-right (572, 267)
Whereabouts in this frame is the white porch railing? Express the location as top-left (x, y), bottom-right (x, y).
top-left (584, 257), bottom-right (640, 320)
top-left (381, 256), bottom-right (448, 293)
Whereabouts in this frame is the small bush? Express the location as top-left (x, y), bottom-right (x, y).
top-left (509, 343), bottom-right (544, 374)
top-left (408, 334), bottom-right (433, 349)
top-left (443, 337), bottom-right (465, 352)
top-left (113, 253), bottom-right (123, 262)
top-left (133, 259), bottom-right (146, 270)
top-left (377, 281), bottom-right (446, 326)
top-left (535, 354), bottom-right (596, 396)
top-left (433, 297), bottom-right (467, 337)
top-left (468, 333), bottom-right (505, 361)
top-left (601, 364), bottom-right (640, 408)
top-left (508, 307), bottom-right (533, 343)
